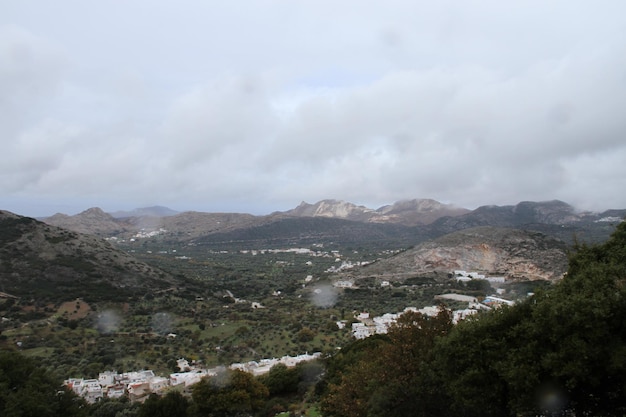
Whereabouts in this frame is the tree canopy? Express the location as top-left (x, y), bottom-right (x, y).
top-left (191, 369), bottom-right (269, 417)
top-left (0, 349), bottom-right (87, 417)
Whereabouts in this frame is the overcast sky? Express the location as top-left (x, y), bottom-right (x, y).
top-left (2, 1), bottom-right (626, 216)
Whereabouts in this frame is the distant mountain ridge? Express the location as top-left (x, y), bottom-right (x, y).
top-left (110, 206), bottom-right (180, 219)
top-left (38, 198), bottom-right (625, 245)
top-left (45, 207), bottom-right (131, 237)
top-left (282, 198), bottom-right (468, 225)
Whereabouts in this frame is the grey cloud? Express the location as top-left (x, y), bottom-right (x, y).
top-left (0, 25), bottom-right (67, 137)
top-left (2, 2), bottom-right (626, 215)
top-left (159, 75), bottom-right (280, 169)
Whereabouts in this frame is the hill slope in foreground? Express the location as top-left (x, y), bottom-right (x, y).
top-left (0, 210), bottom-right (176, 302)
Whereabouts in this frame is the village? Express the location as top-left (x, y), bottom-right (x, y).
top-left (348, 269), bottom-right (516, 339)
top-left (65, 352), bottom-right (322, 403)
top-left (66, 270), bottom-right (517, 403)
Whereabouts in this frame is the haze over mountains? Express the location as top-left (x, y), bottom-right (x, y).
top-left (2, 197), bottom-right (623, 304)
top-left (40, 198), bottom-right (625, 246)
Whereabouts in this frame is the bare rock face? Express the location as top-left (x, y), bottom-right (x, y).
top-left (286, 200), bottom-right (374, 220)
top-left (372, 199), bottom-right (469, 225)
top-left (358, 227), bottom-right (569, 281)
top-left (283, 198), bottom-right (467, 226)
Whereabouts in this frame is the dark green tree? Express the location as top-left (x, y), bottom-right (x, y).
top-left (321, 221), bottom-right (626, 416)
top-left (89, 397), bottom-right (139, 417)
top-left (191, 369), bottom-right (269, 417)
top-left (262, 363), bottom-right (299, 396)
top-left (434, 220), bottom-right (626, 416)
top-left (139, 391), bottom-right (188, 417)
top-left (0, 349), bottom-right (87, 417)
top-left (321, 308), bottom-right (453, 417)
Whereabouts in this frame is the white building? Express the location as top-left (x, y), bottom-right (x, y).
top-left (177, 358), bottom-right (190, 371)
top-left (453, 309), bottom-right (478, 323)
top-left (352, 322), bottom-right (373, 339)
top-left (98, 371), bottom-right (117, 386)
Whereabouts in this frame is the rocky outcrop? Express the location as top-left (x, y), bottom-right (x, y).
top-left (357, 227), bottom-right (569, 281)
top-left (371, 199), bottom-right (469, 225)
top-left (285, 200), bottom-right (374, 220)
top-left (282, 198), bottom-right (467, 226)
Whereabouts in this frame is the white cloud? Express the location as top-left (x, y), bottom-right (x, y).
top-left (2, 1), bottom-right (626, 216)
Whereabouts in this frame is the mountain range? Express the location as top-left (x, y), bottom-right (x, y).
top-left (40, 198), bottom-right (625, 246)
top-left (3, 198), bottom-right (623, 304)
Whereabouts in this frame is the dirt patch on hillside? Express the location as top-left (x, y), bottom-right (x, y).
top-left (57, 299), bottom-right (92, 320)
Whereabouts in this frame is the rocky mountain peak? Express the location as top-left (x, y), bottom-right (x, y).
top-left (110, 206), bottom-right (179, 219)
top-left (79, 207), bottom-right (112, 219)
top-left (44, 207), bottom-right (130, 237)
top-left (288, 200), bottom-right (373, 219)
top-left (513, 200), bottom-right (578, 224)
top-left (372, 199), bottom-right (469, 225)
top-left (377, 198), bottom-right (445, 214)
top-left (283, 198), bottom-right (468, 225)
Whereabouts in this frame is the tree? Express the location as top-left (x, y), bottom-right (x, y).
top-left (90, 397), bottom-right (139, 417)
top-left (296, 327), bottom-right (315, 342)
top-left (321, 308), bottom-right (453, 417)
top-left (321, 221), bottom-right (626, 416)
top-left (139, 391), bottom-right (188, 417)
top-left (191, 369), bottom-right (268, 417)
top-left (0, 349), bottom-right (88, 417)
top-left (433, 221), bottom-right (626, 416)
top-left (262, 363), bottom-right (299, 396)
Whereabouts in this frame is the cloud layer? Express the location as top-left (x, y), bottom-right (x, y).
top-left (2, 1), bottom-right (626, 216)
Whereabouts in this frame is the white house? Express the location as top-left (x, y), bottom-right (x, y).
top-left (106, 384), bottom-right (125, 399)
top-left (177, 358), bottom-right (190, 372)
top-left (453, 309), bottom-right (478, 323)
top-left (98, 371), bottom-right (117, 386)
top-left (483, 296), bottom-right (515, 307)
top-left (80, 379), bottom-right (104, 404)
top-left (352, 322), bottom-right (373, 339)
top-left (149, 376), bottom-right (170, 393)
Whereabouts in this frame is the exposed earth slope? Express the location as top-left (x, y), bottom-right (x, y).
top-left (357, 226), bottom-right (569, 281)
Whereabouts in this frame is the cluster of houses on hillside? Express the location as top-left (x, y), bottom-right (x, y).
top-left (348, 270), bottom-right (516, 339)
top-left (326, 260), bottom-right (371, 273)
top-left (453, 270), bottom-right (506, 283)
top-left (349, 296), bottom-right (515, 339)
top-left (65, 352), bottom-right (321, 403)
top-left (349, 305), bottom-right (481, 339)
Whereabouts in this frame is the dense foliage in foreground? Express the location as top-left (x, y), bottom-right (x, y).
top-left (320, 221), bottom-right (626, 416)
